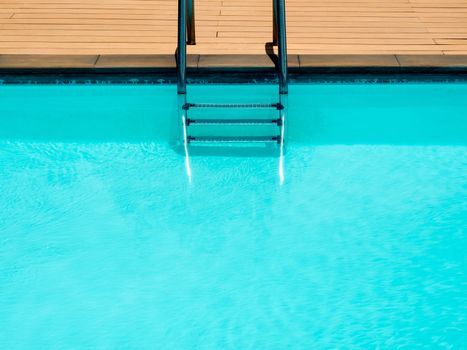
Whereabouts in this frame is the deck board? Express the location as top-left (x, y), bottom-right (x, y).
top-left (0, 0), bottom-right (466, 55)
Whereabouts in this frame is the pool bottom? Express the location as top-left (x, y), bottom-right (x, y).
top-left (1, 141), bottom-right (466, 349)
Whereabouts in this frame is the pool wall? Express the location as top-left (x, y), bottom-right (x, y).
top-left (0, 84), bottom-right (466, 146)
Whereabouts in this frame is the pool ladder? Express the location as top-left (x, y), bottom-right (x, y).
top-left (176, 0), bottom-right (288, 146)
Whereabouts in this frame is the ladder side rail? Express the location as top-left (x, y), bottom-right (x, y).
top-left (274, 0), bottom-right (288, 95)
top-left (273, 0), bottom-right (278, 45)
top-left (177, 0), bottom-right (187, 94)
top-left (187, 0), bottom-right (196, 45)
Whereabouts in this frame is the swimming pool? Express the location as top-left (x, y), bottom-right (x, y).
top-left (1, 83), bottom-right (466, 348)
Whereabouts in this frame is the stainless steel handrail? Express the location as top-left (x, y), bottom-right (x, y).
top-left (274, 0), bottom-right (288, 94)
top-left (177, 0), bottom-right (187, 94)
top-left (177, 0), bottom-right (195, 95)
top-left (187, 0), bottom-right (196, 45)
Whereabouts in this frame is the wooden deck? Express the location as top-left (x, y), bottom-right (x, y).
top-left (1, 0), bottom-right (466, 55)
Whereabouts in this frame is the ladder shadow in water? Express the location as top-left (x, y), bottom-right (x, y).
top-left (172, 144), bottom-right (282, 158)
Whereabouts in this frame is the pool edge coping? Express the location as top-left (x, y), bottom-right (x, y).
top-left (1, 54), bottom-right (467, 84)
top-left (0, 54), bottom-right (466, 72)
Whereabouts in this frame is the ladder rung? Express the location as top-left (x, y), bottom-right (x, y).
top-left (187, 118), bottom-right (281, 126)
top-left (188, 136), bottom-right (281, 143)
top-left (184, 103), bottom-right (283, 110)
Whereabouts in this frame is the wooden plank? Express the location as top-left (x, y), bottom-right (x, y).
top-left (0, 0), bottom-right (466, 55)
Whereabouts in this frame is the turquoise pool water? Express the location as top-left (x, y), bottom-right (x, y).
top-left (0, 84), bottom-right (466, 349)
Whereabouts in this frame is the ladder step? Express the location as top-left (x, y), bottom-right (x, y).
top-left (184, 103), bottom-right (283, 110)
top-left (188, 136), bottom-right (281, 143)
top-left (187, 118), bottom-right (281, 126)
